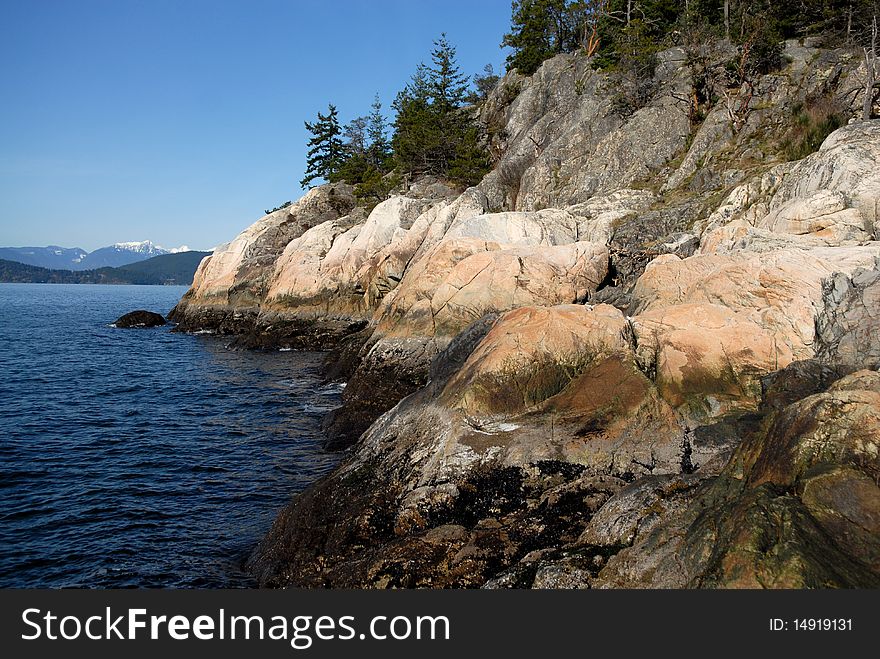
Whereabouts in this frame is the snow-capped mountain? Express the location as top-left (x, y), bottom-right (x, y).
top-left (78, 241), bottom-right (191, 269)
top-left (0, 240), bottom-right (193, 270)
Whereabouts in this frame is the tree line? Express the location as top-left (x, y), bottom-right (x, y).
top-left (503, 1), bottom-right (880, 76)
top-left (294, 1), bottom-right (878, 210)
top-left (299, 34), bottom-right (491, 204)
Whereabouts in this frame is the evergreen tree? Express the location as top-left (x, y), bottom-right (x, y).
top-left (366, 95), bottom-right (391, 168)
top-left (502, 0), bottom-right (574, 75)
top-left (448, 122), bottom-right (491, 186)
top-left (331, 115), bottom-right (369, 185)
top-left (300, 104), bottom-right (344, 189)
top-left (429, 34), bottom-right (473, 176)
top-left (392, 63), bottom-right (441, 175)
top-left (499, 0), bottom-right (880, 81)
top-left (354, 167), bottom-right (401, 207)
top-left (429, 34), bottom-right (471, 112)
top-left (333, 96), bottom-right (394, 189)
top-left (392, 35), bottom-right (490, 184)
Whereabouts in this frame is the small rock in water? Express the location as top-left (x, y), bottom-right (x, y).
top-left (114, 310), bottom-right (167, 328)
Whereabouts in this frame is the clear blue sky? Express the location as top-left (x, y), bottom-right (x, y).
top-left (0, 0), bottom-right (511, 251)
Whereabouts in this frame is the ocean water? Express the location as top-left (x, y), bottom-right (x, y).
top-left (0, 284), bottom-right (342, 588)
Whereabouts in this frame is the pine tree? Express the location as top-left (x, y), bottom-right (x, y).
top-left (502, 0), bottom-right (573, 75)
top-left (429, 34), bottom-right (470, 112)
top-left (392, 63), bottom-right (439, 175)
top-left (430, 34), bottom-right (471, 176)
top-left (448, 122), bottom-right (491, 186)
top-left (333, 96), bottom-right (395, 188)
top-left (434, 35), bottom-right (489, 180)
top-left (354, 166), bottom-right (401, 207)
top-left (391, 35), bottom-right (490, 185)
top-left (300, 104), bottom-right (344, 189)
top-left (366, 95), bottom-right (391, 169)
top-left (331, 115), bottom-right (369, 185)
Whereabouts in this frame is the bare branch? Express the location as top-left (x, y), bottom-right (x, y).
top-left (864, 15), bottom-right (878, 120)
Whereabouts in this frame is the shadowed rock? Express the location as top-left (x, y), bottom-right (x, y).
top-left (113, 310), bottom-right (167, 328)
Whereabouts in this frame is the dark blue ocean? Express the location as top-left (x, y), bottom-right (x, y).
top-left (0, 284), bottom-right (342, 588)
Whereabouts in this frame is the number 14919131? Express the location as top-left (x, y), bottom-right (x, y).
top-left (770, 619), bottom-right (853, 631)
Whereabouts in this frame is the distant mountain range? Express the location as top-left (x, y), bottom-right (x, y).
top-left (0, 240), bottom-right (192, 271)
top-left (0, 250), bottom-right (210, 286)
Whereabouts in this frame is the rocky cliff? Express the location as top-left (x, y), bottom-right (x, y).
top-left (171, 40), bottom-right (880, 588)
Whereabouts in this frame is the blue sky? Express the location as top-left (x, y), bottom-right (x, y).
top-left (0, 0), bottom-right (511, 251)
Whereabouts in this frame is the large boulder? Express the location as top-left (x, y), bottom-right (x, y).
top-left (359, 189), bottom-right (490, 310)
top-left (628, 247), bottom-right (880, 420)
top-left (263, 211), bottom-right (366, 316)
top-left (113, 310), bottom-right (167, 328)
top-left (360, 304), bottom-right (697, 483)
top-left (767, 123), bottom-right (880, 234)
top-left (374, 239), bottom-right (609, 339)
top-left (323, 238), bottom-right (609, 448)
top-left (184, 183), bottom-right (356, 308)
top-left (261, 196), bottom-right (439, 318)
top-left (633, 302), bottom-right (793, 418)
top-left (443, 209), bottom-right (581, 246)
top-left (565, 189), bottom-right (657, 245)
top-left (759, 190), bottom-right (870, 242)
top-left (698, 222), bottom-right (836, 254)
top-left (438, 304), bottom-right (633, 417)
top-left (336, 196), bottom-right (435, 279)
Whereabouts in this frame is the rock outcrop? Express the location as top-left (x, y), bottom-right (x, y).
top-left (628, 246), bottom-right (880, 420)
top-left (375, 239), bottom-right (608, 338)
top-left (171, 43), bottom-right (880, 589)
top-left (593, 367), bottom-right (880, 589)
top-left (113, 310), bottom-right (167, 328)
top-left (476, 50), bottom-right (692, 212)
top-left (169, 184), bottom-right (366, 348)
top-left (699, 122), bottom-right (880, 253)
top-left (817, 263), bottom-right (880, 369)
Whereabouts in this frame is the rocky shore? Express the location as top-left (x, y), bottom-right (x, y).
top-left (171, 41), bottom-right (880, 588)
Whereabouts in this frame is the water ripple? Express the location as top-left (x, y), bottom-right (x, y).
top-left (0, 283), bottom-right (341, 588)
